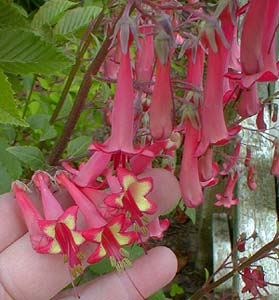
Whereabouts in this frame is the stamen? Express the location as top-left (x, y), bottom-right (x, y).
top-left (119, 247), bottom-right (130, 257)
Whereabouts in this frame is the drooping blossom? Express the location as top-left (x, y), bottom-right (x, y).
top-left (215, 171), bottom-right (239, 208)
top-left (271, 141), bottom-right (279, 177)
top-left (105, 167), bottom-right (157, 232)
top-left (180, 118), bottom-right (203, 208)
top-left (237, 83), bottom-right (260, 118)
top-left (247, 165), bottom-right (257, 191)
top-left (256, 104), bottom-right (267, 131)
top-left (13, 172), bottom-right (85, 277)
top-left (82, 214), bottom-right (138, 270)
top-left (149, 58), bottom-right (173, 140)
top-left (241, 266), bottom-right (267, 297)
top-left (195, 7), bottom-right (234, 155)
top-left (56, 171), bottom-right (139, 269)
top-left (239, 0), bottom-right (279, 88)
top-left (198, 147), bottom-right (219, 186)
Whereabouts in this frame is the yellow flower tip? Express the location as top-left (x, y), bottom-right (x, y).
top-left (71, 264), bottom-right (84, 278)
top-left (77, 251), bottom-right (85, 261)
top-left (119, 247), bottom-right (130, 258)
top-left (141, 226), bottom-right (149, 236)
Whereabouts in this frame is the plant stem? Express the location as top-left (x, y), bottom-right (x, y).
top-left (49, 12), bottom-right (104, 124)
top-left (48, 6), bottom-right (127, 166)
top-left (189, 236), bottom-right (279, 300)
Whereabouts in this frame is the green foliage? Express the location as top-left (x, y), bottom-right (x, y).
top-left (0, 29), bottom-right (73, 74)
top-left (66, 135), bottom-right (92, 157)
top-left (149, 290), bottom-right (172, 300)
top-left (6, 145), bottom-right (45, 170)
top-left (0, 0), bottom-right (29, 28)
top-left (31, 0), bottom-right (77, 30)
top-left (54, 6), bottom-right (102, 37)
top-left (0, 68), bottom-right (28, 127)
top-left (170, 283), bottom-right (184, 297)
top-left (0, 138), bottom-right (22, 193)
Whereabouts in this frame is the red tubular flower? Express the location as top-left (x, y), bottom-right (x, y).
top-left (82, 214), bottom-right (138, 270)
top-left (135, 25), bottom-right (154, 83)
top-left (13, 172), bottom-right (85, 276)
top-left (180, 118), bottom-right (204, 208)
top-left (105, 167), bottom-right (157, 231)
top-left (237, 83), bottom-right (260, 118)
top-left (242, 266), bottom-right (267, 297)
top-left (247, 165), bottom-right (257, 191)
top-left (195, 8), bottom-right (234, 156)
top-left (149, 58), bottom-right (173, 140)
top-left (91, 44), bottom-right (139, 156)
top-left (215, 171), bottom-right (239, 208)
top-left (55, 171), bottom-right (107, 228)
top-left (256, 104), bottom-right (267, 131)
top-left (271, 142), bottom-right (279, 177)
top-left (198, 147), bottom-right (219, 185)
top-left (239, 0), bottom-right (279, 88)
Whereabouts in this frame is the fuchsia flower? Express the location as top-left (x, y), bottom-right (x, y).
top-left (237, 83), bottom-right (260, 118)
top-left (180, 118), bottom-right (203, 208)
top-left (238, 0), bottom-right (279, 88)
top-left (82, 214), bottom-right (138, 269)
top-left (13, 171), bottom-right (85, 277)
top-left (135, 25), bottom-right (154, 84)
top-left (195, 8), bottom-right (234, 156)
top-left (242, 266), bottom-right (267, 297)
top-left (56, 171), bottom-right (139, 268)
top-left (91, 43), bottom-right (140, 157)
top-left (105, 168), bottom-right (157, 232)
top-left (149, 58), bottom-right (173, 140)
top-left (215, 171), bottom-right (239, 208)
top-left (271, 142), bottom-right (279, 177)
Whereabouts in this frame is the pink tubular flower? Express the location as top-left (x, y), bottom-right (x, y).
top-left (91, 44), bottom-right (139, 156)
top-left (195, 8), bottom-right (234, 156)
top-left (220, 142), bottom-right (241, 175)
top-left (239, 0), bottom-right (279, 88)
top-left (149, 58), bottom-right (173, 140)
top-left (242, 266), bottom-right (267, 297)
top-left (82, 214), bottom-right (138, 270)
top-left (247, 165), bottom-right (257, 191)
top-left (56, 171), bottom-right (139, 269)
top-left (271, 142), bottom-right (279, 177)
top-left (198, 147), bottom-right (219, 185)
top-left (105, 167), bottom-right (157, 231)
top-left (180, 118), bottom-right (204, 208)
top-left (237, 83), bottom-right (260, 118)
top-left (135, 25), bottom-right (154, 83)
top-left (215, 171), bottom-right (239, 208)
top-left (13, 172), bottom-right (85, 277)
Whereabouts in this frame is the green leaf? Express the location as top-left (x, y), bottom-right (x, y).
top-left (31, 0), bottom-right (77, 30)
top-left (170, 283), bottom-right (184, 297)
top-left (186, 207), bottom-right (196, 224)
top-left (0, 29), bottom-right (73, 74)
top-left (6, 146), bottom-right (45, 170)
top-left (54, 6), bottom-right (102, 36)
top-left (204, 268), bottom-right (210, 282)
top-left (66, 136), bottom-right (92, 157)
top-left (27, 114), bottom-right (57, 141)
top-left (149, 290), bottom-right (172, 300)
top-left (0, 1), bottom-right (29, 28)
top-left (0, 139), bottom-right (22, 193)
top-left (0, 68), bottom-right (28, 126)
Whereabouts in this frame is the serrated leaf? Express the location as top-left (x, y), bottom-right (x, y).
top-left (7, 146), bottom-right (45, 170)
top-left (0, 68), bottom-right (28, 126)
top-left (31, 0), bottom-right (77, 30)
top-left (54, 6), bottom-right (102, 36)
top-left (0, 29), bottom-right (73, 74)
top-left (0, 1), bottom-right (29, 28)
top-left (66, 136), bottom-right (92, 157)
top-left (0, 140), bottom-right (22, 193)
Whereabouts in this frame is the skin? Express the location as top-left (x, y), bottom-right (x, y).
top-left (0, 169), bottom-right (180, 300)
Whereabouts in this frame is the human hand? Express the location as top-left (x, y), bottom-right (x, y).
top-left (0, 169), bottom-right (179, 300)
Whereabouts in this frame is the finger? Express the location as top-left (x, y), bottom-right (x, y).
top-left (0, 233), bottom-right (94, 300)
top-left (54, 246), bottom-right (177, 300)
top-left (141, 168), bottom-right (181, 215)
top-left (0, 189), bottom-right (72, 252)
